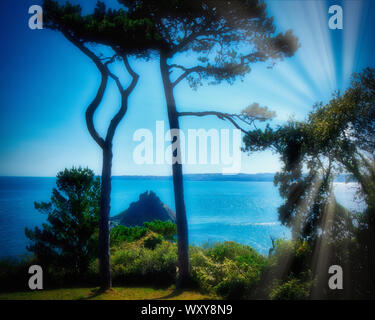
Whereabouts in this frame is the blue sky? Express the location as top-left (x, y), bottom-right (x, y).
top-left (0, 0), bottom-right (374, 177)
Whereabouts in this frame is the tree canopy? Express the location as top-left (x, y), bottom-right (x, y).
top-left (25, 167), bottom-right (100, 275)
top-left (45, 0), bottom-right (299, 89)
top-left (119, 0), bottom-right (299, 89)
top-left (243, 68), bottom-right (375, 241)
top-left (43, 0), bottom-right (161, 55)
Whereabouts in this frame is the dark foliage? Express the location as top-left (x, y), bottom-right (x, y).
top-left (243, 68), bottom-right (375, 298)
top-left (25, 167), bottom-right (100, 277)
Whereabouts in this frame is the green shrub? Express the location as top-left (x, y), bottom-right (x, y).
top-left (190, 242), bottom-right (267, 299)
top-left (0, 257), bottom-right (32, 292)
top-left (267, 239), bottom-right (312, 281)
top-left (110, 225), bottom-right (146, 245)
top-left (204, 241), bottom-right (261, 262)
top-left (143, 220), bottom-right (177, 241)
top-left (89, 240), bottom-right (178, 286)
top-left (269, 276), bottom-right (313, 300)
top-left (264, 240), bottom-right (314, 300)
top-left (143, 233), bottom-right (163, 250)
top-left (90, 240), bottom-right (268, 294)
top-left (110, 220), bottom-right (177, 246)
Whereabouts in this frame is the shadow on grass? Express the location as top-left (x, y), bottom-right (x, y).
top-left (79, 287), bottom-right (108, 300)
top-left (151, 288), bottom-right (184, 300)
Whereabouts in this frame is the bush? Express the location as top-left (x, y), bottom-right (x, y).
top-left (269, 276), bottom-right (313, 300)
top-left (267, 239), bottom-right (311, 281)
top-left (143, 233), bottom-right (163, 250)
top-left (0, 257), bottom-right (32, 292)
top-left (0, 255), bottom-right (98, 291)
top-left (263, 239), bottom-right (314, 299)
top-left (143, 220), bottom-right (177, 241)
top-left (110, 220), bottom-right (177, 246)
top-left (190, 242), bottom-right (267, 299)
top-left (89, 239), bottom-right (178, 286)
top-left (110, 225), bottom-right (146, 245)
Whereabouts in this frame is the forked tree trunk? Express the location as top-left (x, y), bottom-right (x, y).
top-left (160, 53), bottom-right (190, 287)
top-left (61, 35), bottom-right (139, 291)
top-left (99, 145), bottom-right (113, 290)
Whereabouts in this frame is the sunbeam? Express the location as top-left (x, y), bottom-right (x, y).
top-left (342, 0), bottom-right (363, 86)
top-left (266, 0), bottom-right (340, 105)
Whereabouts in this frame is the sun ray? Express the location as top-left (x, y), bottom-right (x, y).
top-left (342, 0), bottom-right (364, 86)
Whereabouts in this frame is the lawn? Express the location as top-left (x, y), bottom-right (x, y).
top-left (0, 286), bottom-right (216, 300)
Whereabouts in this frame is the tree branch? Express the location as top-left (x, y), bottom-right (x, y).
top-left (63, 32), bottom-right (106, 149)
top-left (123, 56), bottom-right (139, 95)
top-left (171, 65), bottom-right (206, 88)
top-left (177, 111), bottom-right (248, 134)
top-left (105, 56), bottom-right (139, 144)
top-left (170, 26), bottom-right (228, 55)
top-left (63, 33), bottom-right (140, 149)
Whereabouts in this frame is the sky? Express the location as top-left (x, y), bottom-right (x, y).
top-left (0, 0), bottom-right (374, 177)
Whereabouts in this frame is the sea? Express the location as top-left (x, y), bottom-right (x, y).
top-left (0, 176), bottom-right (362, 258)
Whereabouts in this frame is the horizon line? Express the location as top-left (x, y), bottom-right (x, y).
top-left (0, 172), bottom-right (277, 178)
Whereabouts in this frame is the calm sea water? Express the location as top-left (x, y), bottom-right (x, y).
top-left (0, 177), bottom-right (359, 257)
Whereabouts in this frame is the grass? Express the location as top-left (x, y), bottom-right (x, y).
top-left (0, 286), bottom-right (216, 300)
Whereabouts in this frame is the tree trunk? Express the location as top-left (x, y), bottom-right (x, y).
top-left (160, 53), bottom-right (190, 287)
top-left (99, 145), bottom-right (113, 290)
